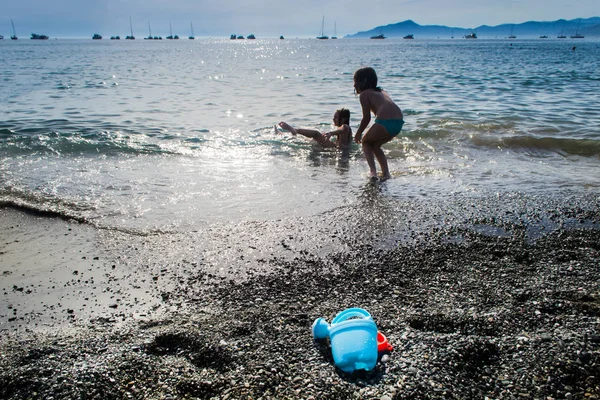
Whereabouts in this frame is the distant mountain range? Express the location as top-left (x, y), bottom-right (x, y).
top-left (346, 17), bottom-right (600, 39)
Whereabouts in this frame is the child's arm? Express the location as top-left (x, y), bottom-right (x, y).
top-left (324, 124), bottom-right (350, 139)
top-left (354, 93), bottom-right (371, 143)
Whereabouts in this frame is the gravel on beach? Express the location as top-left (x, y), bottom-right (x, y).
top-left (1, 192), bottom-right (599, 399)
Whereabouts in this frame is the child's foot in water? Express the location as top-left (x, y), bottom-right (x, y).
top-left (278, 121), bottom-right (297, 136)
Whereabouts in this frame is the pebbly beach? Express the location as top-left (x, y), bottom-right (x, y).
top-left (1, 189), bottom-right (599, 399)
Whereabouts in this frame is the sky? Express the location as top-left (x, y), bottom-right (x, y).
top-left (2, 0), bottom-right (599, 38)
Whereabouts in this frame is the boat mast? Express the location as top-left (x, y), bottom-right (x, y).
top-left (129, 17), bottom-right (134, 37)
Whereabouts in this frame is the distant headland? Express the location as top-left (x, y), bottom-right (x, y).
top-left (346, 17), bottom-right (600, 39)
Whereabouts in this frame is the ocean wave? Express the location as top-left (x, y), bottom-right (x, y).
top-left (0, 192), bottom-right (172, 237)
top-left (469, 134), bottom-right (600, 157)
top-left (0, 119), bottom-right (204, 157)
top-left (0, 187), bottom-right (94, 224)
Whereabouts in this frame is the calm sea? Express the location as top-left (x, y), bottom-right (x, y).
top-left (1, 38), bottom-right (599, 233)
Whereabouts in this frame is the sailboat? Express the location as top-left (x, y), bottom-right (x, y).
top-left (149, 23), bottom-right (161, 39)
top-left (189, 22), bottom-right (195, 40)
top-left (331, 22), bottom-right (337, 39)
top-left (508, 25), bottom-right (516, 39)
top-left (317, 16), bottom-right (328, 39)
top-left (166, 23), bottom-right (173, 39)
top-left (126, 17), bottom-right (135, 39)
top-left (145, 22), bottom-right (153, 39)
top-left (557, 25), bottom-right (566, 39)
top-left (571, 19), bottom-right (584, 39)
top-left (11, 19), bottom-right (18, 40)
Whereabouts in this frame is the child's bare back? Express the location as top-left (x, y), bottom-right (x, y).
top-left (360, 89), bottom-right (403, 120)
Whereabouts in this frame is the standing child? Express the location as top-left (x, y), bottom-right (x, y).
top-left (353, 67), bottom-right (404, 180)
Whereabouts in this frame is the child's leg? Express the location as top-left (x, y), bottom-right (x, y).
top-left (296, 128), bottom-right (325, 140)
top-left (279, 122), bottom-right (324, 140)
top-left (372, 145), bottom-right (391, 179)
top-left (362, 143), bottom-right (378, 177)
top-left (361, 124), bottom-right (393, 178)
top-left (279, 122), bottom-right (332, 146)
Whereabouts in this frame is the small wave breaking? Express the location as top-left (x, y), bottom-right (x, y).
top-left (470, 134), bottom-right (600, 158)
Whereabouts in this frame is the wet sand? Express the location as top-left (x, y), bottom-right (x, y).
top-left (1, 191), bottom-right (599, 399)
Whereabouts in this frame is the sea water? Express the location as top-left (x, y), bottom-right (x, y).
top-left (1, 38), bottom-right (599, 233)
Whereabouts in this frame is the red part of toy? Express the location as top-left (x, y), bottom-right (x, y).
top-left (377, 331), bottom-right (393, 353)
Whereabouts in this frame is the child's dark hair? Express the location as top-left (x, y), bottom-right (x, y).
top-left (337, 108), bottom-right (350, 124)
top-left (354, 67), bottom-right (382, 92)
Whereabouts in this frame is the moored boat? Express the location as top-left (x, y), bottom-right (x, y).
top-left (92, 33), bottom-right (102, 40)
top-left (166, 22), bottom-right (178, 39)
top-left (317, 16), bottom-right (328, 39)
top-left (464, 32), bottom-right (477, 39)
top-left (11, 19), bottom-right (18, 40)
top-left (126, 17), bottom-right (135, 39)
top-left (570, 19), bottom-right (584, 38)
top-left (508, 25), bottom-right (516, 39)
top-left (30, 33), bottom-right (49, 40)
top-left (403, 34), bottom-right (414, 39)
top-left (145, 22), bottom-right (153, 39)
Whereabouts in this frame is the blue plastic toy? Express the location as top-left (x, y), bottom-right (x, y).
top-left (312, 308), bottom-right (379, 373)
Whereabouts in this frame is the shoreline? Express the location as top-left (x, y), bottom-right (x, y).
top-left (1, 192), bottom-right (599, 399)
